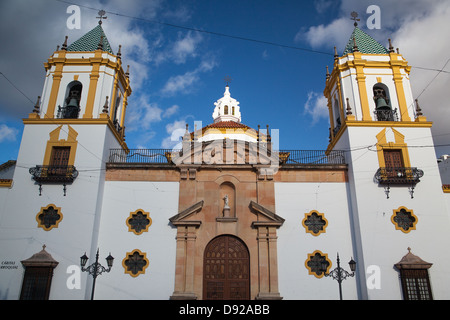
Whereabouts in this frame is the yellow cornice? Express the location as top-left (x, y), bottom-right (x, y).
top-left (345, 120), bottom-right (433, 128)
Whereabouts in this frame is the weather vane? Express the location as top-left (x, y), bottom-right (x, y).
top-left (97, 10), bottom-right (107, 25)
top-left (350, 11), bottom-right (360, 27)
top-left (224, 76), bottom-right (232, 86)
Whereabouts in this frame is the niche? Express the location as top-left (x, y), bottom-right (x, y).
top-left (219, 182), bottom-right (236, 219)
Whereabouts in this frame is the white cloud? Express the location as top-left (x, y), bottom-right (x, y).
top-left (161, 119), bottom-right (188, 149)
top-left (0, 124), bottom-right (18, 143)
top-left (127, 95), bottom-right (163, 131)
top-left (390, 1), bottom-right (450, 151)
top-left (172, 31), bottom-right (203, 64)
top-left (163, 105), bottom-right (179, 118)
top-left (161, 72), bottom-right (199, 96)
top-left (297, 17), bottom-right (354, 52)
top-left (313, 0), bottom-right (334, 14)
top-left (153, 31), bottom-right (204, 65)
top-left (303, 91), bottom-right (329, 124)
top-left (161, 56), bottom-right (217, 96)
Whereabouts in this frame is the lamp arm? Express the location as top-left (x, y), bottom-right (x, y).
top-left (324, 267), bottom-right (355, 282)
top-left (81, 262), bottom-right (112, 278)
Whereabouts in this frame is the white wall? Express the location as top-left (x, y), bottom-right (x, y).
top-left (0, 123), bottom-right (122, 299)
top-left (275, 181), bottom-right (357, 300)
top-left (93, 181), bottom-right (179, 299)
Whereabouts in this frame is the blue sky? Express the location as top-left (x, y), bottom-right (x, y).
top-left (1, 0), bottom-right (450, 165)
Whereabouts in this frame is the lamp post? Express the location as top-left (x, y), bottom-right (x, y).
top-left (322, 253), bottom-right (356, 300)
top-left (80, 248), bottom-right (114, 300)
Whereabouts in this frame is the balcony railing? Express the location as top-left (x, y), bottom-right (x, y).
top-left (374, 167), bottom-right (423, 184)
top-left (374, 109), bottom-right (399, 121)
top-left (107, 148), bottom-right (346, 165)
top-left (29, 165), bottom-right (79, 183)
top-left (56, 105), bottom-right (80, 119)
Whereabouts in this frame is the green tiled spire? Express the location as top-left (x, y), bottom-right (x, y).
top-left (342, 27), bottom-right (389, 55)
top-left (67, 24), bottom-right (114, 54)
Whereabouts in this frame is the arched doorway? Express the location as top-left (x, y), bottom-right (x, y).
top-left (203, 235), bottom-right (250, 300)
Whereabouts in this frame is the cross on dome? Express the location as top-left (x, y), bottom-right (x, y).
top-left (212, 85), bottom-right (241, 123)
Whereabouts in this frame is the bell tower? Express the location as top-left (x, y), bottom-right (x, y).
top-left (20, 16), bottom-right (131, 194)
top-left (324, 25), bottom-right (428, 150)
top-left (28, 20), bottom-right (131, 136)
top-left (322, 19), bottom-right (447, 300)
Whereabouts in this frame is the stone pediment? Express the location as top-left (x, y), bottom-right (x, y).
top-left (169, 200), bottom-right (203, 227)
top-left (249, 200), bottom-right (285, 228)
top-left (170, 139), bottom-right (281, 172)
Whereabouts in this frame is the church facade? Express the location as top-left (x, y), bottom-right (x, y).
top-left (1, 21), bottom-right (450, 300)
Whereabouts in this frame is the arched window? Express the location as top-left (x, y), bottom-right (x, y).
top-left (59, 81), bottom-right (82, 119)
top-left (224, 105), bottom-right (229, 115)
top-left (332, 98), bottom-right (341, 136)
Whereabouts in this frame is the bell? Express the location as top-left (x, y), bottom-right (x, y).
top-left (64, 95), bottom-right (80, 118)
top-left (375, 97), bottom-right (390, 110)
top-left (66, 98), bottom-right (79, 108)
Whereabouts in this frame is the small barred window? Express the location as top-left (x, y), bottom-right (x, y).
top-left (122, 249), bottom-right (149, 277)
top-left (392, 207), bottom-right (417, 233)
top-left (36, 204), bottom-right (63, 231)
top-left (126, 209), bottom-right (152, 235)
top-left (400, 269), bottom-right (432, 300)
top-left (302, 210), bottom-right (328, 236)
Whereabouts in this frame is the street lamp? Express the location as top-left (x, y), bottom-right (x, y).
top-left (322, 253), bottom-right (356, 300)
top-left (80, 248), bottom-right (114, 300)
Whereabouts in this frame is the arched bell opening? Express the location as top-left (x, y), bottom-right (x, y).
top-left (373, 83), bottom-right (397, 121)
top-left (59, 81), bottom-right (82, 119)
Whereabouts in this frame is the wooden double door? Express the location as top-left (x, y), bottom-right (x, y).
top-left (203, 235), bottom-right (250, 300)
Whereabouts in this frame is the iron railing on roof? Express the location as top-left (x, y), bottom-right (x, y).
top-left (108, 149), bottom-right (346, 165)
top-left (280, 150), bottom-right (345, 165)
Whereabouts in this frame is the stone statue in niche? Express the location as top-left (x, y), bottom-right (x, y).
top-left (223, 194), bottom-right (230, 217)
top-left (223, 195), bottom-right (230, 208)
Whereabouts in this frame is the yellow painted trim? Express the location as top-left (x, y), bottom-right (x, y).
top-left (46, 73), bottom-right (63, 119)
top-left (109, 72), bottom-right (119, 119)
top-left (36, 204), bottom-right (63, 231)
top-left (327, 99), bottom-right (335, 139)
top-left (43, 125), bottom-right (78, 166)
top-left (353, 55), bottom-right (371, 121)
top-left (376, 128), bottom-right (411, 168)
top-left (122, 249), bottom-right (149, 277)
top-left (336, 80), bottom-right (345, 124)
top-left (126, 209), bottom-right (152, 235)
top-left (0, 179), bottom-right (13, 188)
top-left (443, 185), bottom-right (450, 193)
top-left (302, 210), bottom-right (328, 236)
top-left (391, 206), bottom-right (418, 233)
top-left (201, 127), bottom-right (258, 139)
top-left (391, 60), bottom-right (411, 121)
top-left (81, 50), bottom-right (107, 119)
top-left (305, 250), bottom-right (331, 279)
top-left (345, 120), bottom-right (432, 128)
top-left (120, 92), bottom-right (128, 128)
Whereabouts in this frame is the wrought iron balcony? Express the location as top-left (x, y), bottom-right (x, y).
top-left (374, 108), bottom-right (399, 121)
top-left (29, 165), bottom-right (79, 183)
top-left (374, 167), bottom-right (423, 185)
